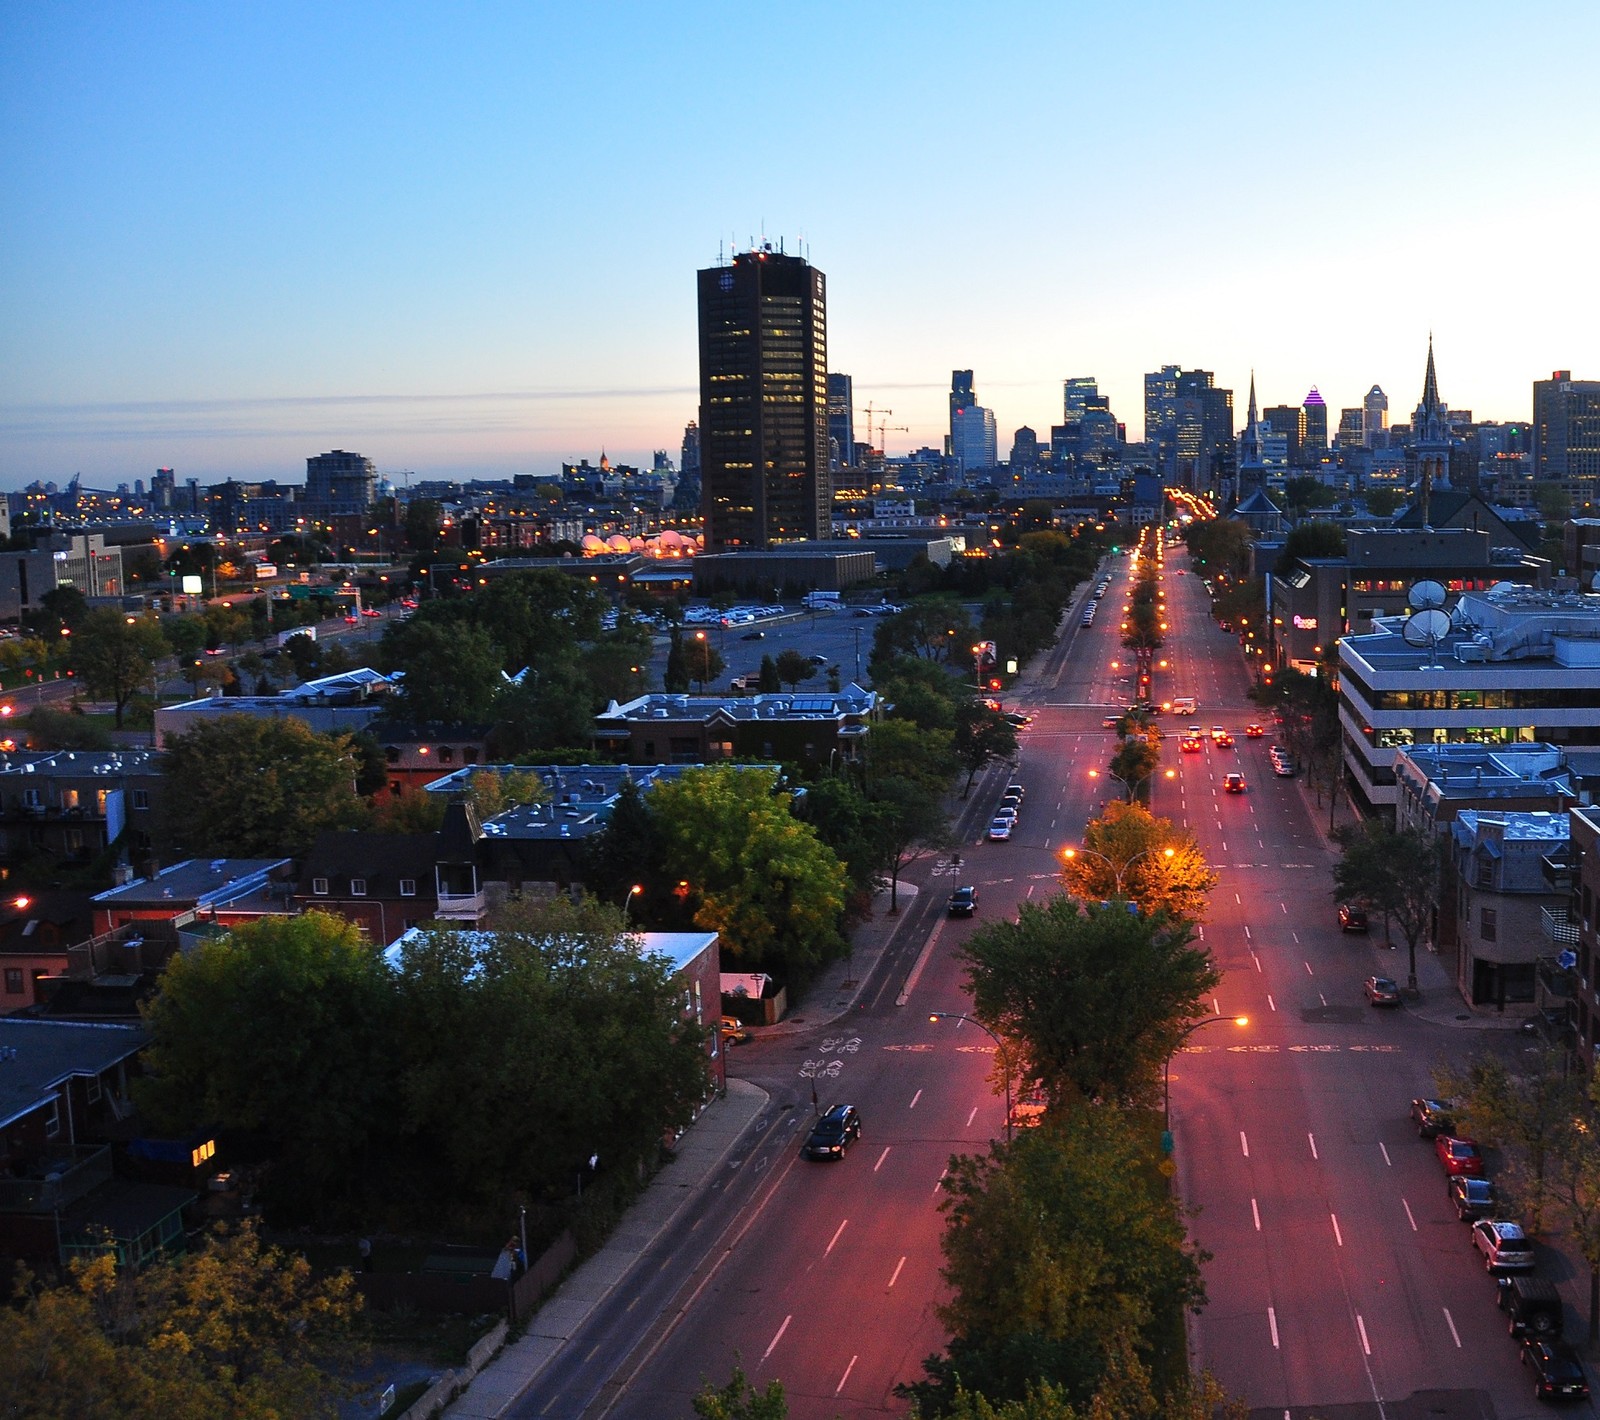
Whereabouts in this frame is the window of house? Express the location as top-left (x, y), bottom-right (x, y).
top-left (3, 968), bottom-right (21, 994)
top-left (1481, 907), bottom-right (1498, 942)
top-left (23, 789), bottom-right (41, 808)
top-left (464, 750), bottom-right (478, 764)
top-left (386, 746), bottom-right (400, 763)
top-left (64, 829), bottom-right (83, 854)
top-left (438, 747), bottom-right (454, 764)
top-left (62, 789), bottom-right (79, 810)
top-left (86, 1075), bottom-right (102, 1104)
top-left (131, 789), bottom-right (150, 810)
top-left (312, 877), bottom-right (329, 896)
top-left (350, 878), bottom-right (367, 897)
top-left (403, 918), bottom-right (420, 931)
top-left (1475, 857), bottom-right (1494, 890)
top-left (44, 1098), bottom-right (60, 1138)
top-left (399, 878), bottom-right (416, 898)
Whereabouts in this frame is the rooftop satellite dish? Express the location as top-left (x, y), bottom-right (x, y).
top-left (1410, 579), bottom-right (1447, 610)
top-left (1403, 607), bottom-right (1452, 671)
top-left (1590, 572), bottom-right (1600, 593)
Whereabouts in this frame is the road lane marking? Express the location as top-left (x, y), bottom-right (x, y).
top-left (1319, 992), bottom-right (1327, 1006)
top-left (825, 1220), bottom-right (848, 1256)
top-left (909, 1089), bottom-right (922, 1110)
top-left (1403, 1198), bottom-right (1417, 1231)
top-left (934, 1167), bottom-right (948, 1195)
top-left (1330, 1212), bottom-right (1342, 1246)
top-left (1356, 1313), bottom-right (1371, 1355)
top-left (836, 1356), bottom-right (858, 1394)
top-left (1280, 901), bottom-right (1287, 912)
top-left (1380, 1143), bottom-right (1391, 1166)
top-left (763, 1314), bottom-right (791, 1360)
top-left (1267, 1306), bottom-right (1279, 1348)
top-left (888, 1256), bottom-right (906, 1288)
top-left (1308, 1134), bottom-right (1319, 1159)
top-left (1304, 961), bottom-right (1315, 976)
top-left (1243, 925), bottom-right (1251, 940)
top-left (1267, 995), bottom-right (1276, 1011)
top-left (1240, 1131), bottom-right (1249, 1157)
top-left (1235, 892), bottom-right (1242, 904)
top-left (1291, 931), bottom-right (1299, 944)
top-left (1251, 952), bottom-right (1261, 972)
top-left (1252, 1198), bottom-right (1261, 1230)
top-left (874, 1148), bottom-right (890, 1171)
top-left (1443, 1306), bottom-right (1462, 1347)
top-left (965, 1107), bottom-right (977, 1128)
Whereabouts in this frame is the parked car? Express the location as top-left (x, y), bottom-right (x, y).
top-left (1338, 903), bottom-right (1370, 933)
top-left (1473, 1219), bottom-right (1536, 1271)
top-left (1501, 1275), bottom-right (1565, 1338)
top-left (741, 630), bottom-right (765, 640)
top-left (947, 886), bottom-right (978, 917)
top-left (1004, 782), bottom-right (1025, 803)
top-left (802, 1104), bottom-right (861, 1160)
top-left (1365, 975), bottom-right (1402, 1006)
top-left (987, 818), bottom-right (1013, 841)
top-left (1411, 1096), bottom-right (1456, 1138)
top-left (1435, 1134), bottom-right (1485, 1176)
top-left (1522, 1337), bottom-right (1590, 1401)
top-left (1451, 1175), bottom-right (1498, 1220)
top-left (720, 1015), bottom-right (751, 1046)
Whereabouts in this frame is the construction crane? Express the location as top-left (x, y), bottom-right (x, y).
top-left (859, 403), bottom-right (909, 457)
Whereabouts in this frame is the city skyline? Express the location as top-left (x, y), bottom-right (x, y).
top-left (3, 2), bottom-right (1598, 488)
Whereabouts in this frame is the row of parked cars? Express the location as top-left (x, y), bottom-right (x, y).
top-left (1411, 1096), bottom-right (1589, 1402)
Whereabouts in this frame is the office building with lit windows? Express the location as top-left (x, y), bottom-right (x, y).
top-left (696, 247), bottom-right (830, 551)
top-left (1533, 371), bottom-right (1600, 483)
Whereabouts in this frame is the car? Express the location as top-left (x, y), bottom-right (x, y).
top-left (987, 818), bottom-right (1013, 841)
top-left (1474, 1219), bottom-right (1536, 1271)
top-left (1215, 732), bottom-right (1234, 748)
top-left (1003, 783), bottom-right (1025, 802)
top-left (1223, 772), bottom-right (1246, 793)
top-left (1181, 735), bottom-right (1203, 753)
top-left (740, 629), bottom-right (765, 640)
top-left (1187, 724), bottom-right (1203, 738)
top-left (802, 1104), bottom-right (861, 1160)
top-left (1451, 1175), bottom-right (1498, 1220)
top-left (1210, 725), bottom-right (1226, 740)
top-left (1272, 756), bottom-right (1298, 777)
top-left (993, 805), bottom-right (1017, 824)
top-left (1103, 714), bottom-right (1124, 728)
top-left (362, 607), bottom-right (382, 618)
top-left (343, 613), bottom-right (360, 624)
top-left (1245, 723), bottom-right (1264, 737)
top-left (1522, 1337), bottom-right (1590, 1401)
top-left (1435, 1133), bottom-right (1485, 1176)
top-left (806, 653), bottom-right (828, 666)
top-left (1501, 1275), bottom-right (1565, 1339)
top-left (720, 1015), bottom-right (751, 1046)
top-left (1003, 712), bottom-right (1032, 727)
top-left (1365, 975), bottom-right (1402, 1006)
top-left (947, 886), bottom-right (978, 917)
top-left (1411, 1096), bottom-right (1456, 1138)
top-left (1338, 903), bottom-right (1370, 933)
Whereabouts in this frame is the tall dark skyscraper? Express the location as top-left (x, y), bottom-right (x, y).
top-left (1302, 387), bottom-right (1328, 460)
top-left (1533, 370), bottom-right (1600, 481)
top-left (827, 372), bottom-right (854, 471)
top-left (950, 370), bottom-right (974, 451)
top-left (696, 246), bottom-right (830, 550)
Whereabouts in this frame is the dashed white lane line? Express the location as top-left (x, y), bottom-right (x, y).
top-left (835, 1355), bottom-right (858, 1394)
top-left (1252, 1198), bottom-right (1261, 1230)
top-left (1268, 1307), bottom-right (1280, 1348)
top-left (1267, 995), bottom-right (1276, 1011)
top-left (1329, 1212), bottom-right (1342, 1246)
top-left (1356, 1313), bottom-right (1371, 1356)
top-left (763, 1314), bottom-right (791, 1360)
top-left (874, 1148), bottom-right (890, 1172)
top-left (1379, 1143), bottom-right (1392, 1167)
top-left (1443, 1306), bottom-right (1462, 1347)
top-left (1304, 961), bottom-right (1315, 976)
top-left (888, 1256), bottom-right (906, 1288)
top-left (908, 1089), bottom-right (922, 1110)
top-left (1403, 1198), bottom-right (1418, 1231)
top-left (1240, 1131), bottom-right (1250, 1157)
top-left (825, 1219), bottom-right (848, 1256)
top-left (1309, 1133), bottom-right (1319, 1160)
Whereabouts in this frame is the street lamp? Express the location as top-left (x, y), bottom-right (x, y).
top-left (928, 1011), bottom-right (1012, 1142)
top-left (622, 883), bottom-right (643, 926)
top-left (1165, 1014), bottom-right (1248, 1132)
top-left (1061, 842), bottom-right (1175, 898)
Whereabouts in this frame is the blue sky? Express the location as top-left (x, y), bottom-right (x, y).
top-left (3, 2), bottom-right (1597, 489)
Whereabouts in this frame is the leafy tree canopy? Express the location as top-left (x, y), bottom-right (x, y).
top-left (1062, 800), bottom-right (1216, 921)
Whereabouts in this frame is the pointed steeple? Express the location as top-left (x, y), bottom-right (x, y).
top-left (1247, 369), bottom-right (1259, 428)
top-left (1421, 334), bottom-right (1441, 419)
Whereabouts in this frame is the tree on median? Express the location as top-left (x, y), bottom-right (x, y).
top-left (1060, 799), bottom-right (1216, 921)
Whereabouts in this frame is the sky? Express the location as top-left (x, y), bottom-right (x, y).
top-left (3, 2), bottom-right (1599, 491)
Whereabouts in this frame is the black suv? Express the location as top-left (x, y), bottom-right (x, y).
top-left (947, 886), bottom-right (978, 917)
top-left (1500, 1275), bottom-right (1564, 1338)
top-left (802, 1104), bottom-right (862, 1160)
top-left (1450, 1175), bottom-right (1497, 1221)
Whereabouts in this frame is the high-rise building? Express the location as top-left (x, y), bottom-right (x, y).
top-left (1145, 365), bottom-right (1231, 484)
top-left (1533, 371), bottom-right (1600, 482)
top-left (680, 420), bottom-right (701, 480)
top-left (826, 373), bottom-right (854, 472)
top-left (1009, 426), bottom-right (1040, 472)
top-left (1063, 377), bottom-right (1098, 423)
top-left (950, 370), bottom-right (975, 451)
top-left (305, 450), bottom-right (377, 514)
top-left (1302, 387), bottom-right (1328, 459)
top-left (1337, 408), bottom-right (1364, 448)
top-left (1364, 385), bottom-right (1389, 447)
top-left (952, 405), bottom-right (997, 475)
top-left (696, 246), bottom-right (830, 550)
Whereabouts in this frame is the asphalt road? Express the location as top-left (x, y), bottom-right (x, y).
top-left (518, 550), bottom-right (1546, 1419)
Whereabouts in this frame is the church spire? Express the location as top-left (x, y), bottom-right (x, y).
top-left (1421, 334), bottom-right (1441, 419)
top-left (1247, 369), bottom-right (1259, 427)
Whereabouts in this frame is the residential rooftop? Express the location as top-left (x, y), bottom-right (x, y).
top-left (0, 1019), bottom-right (149, 1131)
top-left (92, 858), bottom-right (291, 908)
top-left (0, 750), bottom-right (160, 778)
top-left (1452, 809), bottom-right (1570, 843)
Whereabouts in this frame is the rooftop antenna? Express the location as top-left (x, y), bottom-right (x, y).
top-left (1403, 579), bottom-right (1450, 671)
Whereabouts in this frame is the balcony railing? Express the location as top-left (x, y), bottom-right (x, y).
top-left (1542, 906), bottom-right (1581, 947)
top-left (435, 890), bottom-right (487, 920)
top-left (0, 1145), bottom-right (113, 1213)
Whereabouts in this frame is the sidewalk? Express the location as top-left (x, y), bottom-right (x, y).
top-left (440, 878), bottom-right (922, 1418)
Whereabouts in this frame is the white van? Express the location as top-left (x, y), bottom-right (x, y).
top-left (1171, 696), bottom-right (1197, 715)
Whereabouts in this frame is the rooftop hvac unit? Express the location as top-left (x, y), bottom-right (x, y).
top-left (1455, 643), bottom-right (1490, 662)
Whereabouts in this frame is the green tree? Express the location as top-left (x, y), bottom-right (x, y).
top-left (22, 706), bottom-right (114, 751)
top-left (69, 609), bottom-right (168, 727)
top-left (393, 896), bottom-right (711, 1213)
top-left (23, 584), bottom-right (89, 638)
top-left (869, 716), bottom-right (957, 793)
top-left (135, 914), bottom-right (399, 1224)
top-left (757, 653), bottom-right (781, 693)
top-left (650, 765), bottom-right (848, 975)
top-left (682, 633), bottom-right (724, 691)
top-left (580, 779), bottom-right (674, 924)
top-left (796, 774), bottom-right (883, 905)
top-left (1272, 519), bottom-right (1346, 576)
top-left (369, 786), bottom-right (449, 834)
top-left (773, 647), bottom-right (817, 690)
top-left (872, 773), bottom-right (950, 912)
top-left (693, 1364), bottom-right (787, 1420)
top-left (958, 897), bottom-right (1219, 1112)
top-left (1105, 735), bottom-right (1161, 802)
top-left (1365, 487), bottom-right (1404, 518)
top-left (1550, 1069), bottom-right (1600, 1340)
top-left (0, 1220), bottom-right (364, 1420)
top-left (1061, 800), bottom-right (1216, 921)
top-left (404, 497), bottom-right (444, 553)
top-left (1331, 819), bottom-right (1443, 991)
top-left (383, 620), bottom-right (502, 722)
top-left (953, 700), bottom-right (1018, 799)
top-left (929, 1109), bottom-right (1206, 1411)
top-left (664, 630), bottom-right (690, 693)
top-left (159, 717), bottom-right (369, 859)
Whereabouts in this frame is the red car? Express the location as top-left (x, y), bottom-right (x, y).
top-left (1435, 1134), bottom-right (1484, 1177)
top-left (1245, 723), bottom-right (1264, 738)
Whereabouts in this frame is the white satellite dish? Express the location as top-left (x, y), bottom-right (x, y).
top-left (1403, 607), bottom-right (1452, 670)
top-left (1409, 579), bottom-right (1447, 610)
top-left (1590, 572), bottom-right (1600, 592)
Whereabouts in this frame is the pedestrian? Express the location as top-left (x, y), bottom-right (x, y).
top-left (491, 1238), bottom-right (517, 1282)
top-left (358, 1237), bottom-right (373, 1273)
